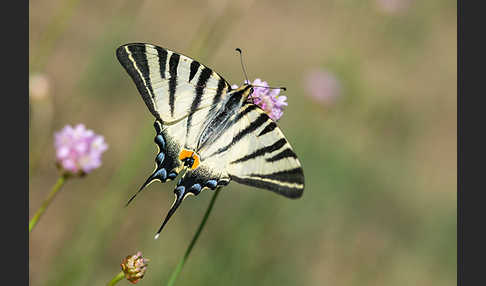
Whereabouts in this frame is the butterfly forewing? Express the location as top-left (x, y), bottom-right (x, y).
top-left (224, 106), bottom-right (304, 198)
top-left (116, 43), bottom-right (231, 124)
top-left (187, 103), bottom-right (304, 198)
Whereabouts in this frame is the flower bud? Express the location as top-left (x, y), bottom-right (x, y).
top-left (121, 251), bottom-right (149, 284)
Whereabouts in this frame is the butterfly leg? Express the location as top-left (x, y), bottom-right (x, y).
top-left (126, 121), bottom-right (182, 206)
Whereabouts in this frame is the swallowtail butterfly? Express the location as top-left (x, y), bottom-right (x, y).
top-left (116, 43), bottom-right (305, 237)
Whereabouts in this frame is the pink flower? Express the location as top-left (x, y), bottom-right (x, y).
top-left (121, 251), bottom-right (149, 284)
top-left (233, 78), bottom-right (287, 121)
top-left (54, 124), bottom-right (108, 175)
top-left (303, 69), bottom-right (341, 106)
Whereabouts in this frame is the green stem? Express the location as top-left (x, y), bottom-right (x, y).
top-left (106, 271), bottom-right (125, 286)
top-left (29, 174), bottom-right (68, 232)
top-left (166, 187), bottom-right (222, 286)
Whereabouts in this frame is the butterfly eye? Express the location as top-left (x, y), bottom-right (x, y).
top-left (250, 87), bottom-right (254, 94)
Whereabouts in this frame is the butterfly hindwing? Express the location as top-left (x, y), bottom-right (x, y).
top-left (126, 120), bottom-right (182, 205)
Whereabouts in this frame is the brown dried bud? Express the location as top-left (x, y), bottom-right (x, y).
top-left (121, 251), bottom-right (149, 284)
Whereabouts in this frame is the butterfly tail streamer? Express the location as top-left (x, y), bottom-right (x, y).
top-left (154, 186), bottom-right (186, 239)
top-left (126, 169), bottom-right (163, 206)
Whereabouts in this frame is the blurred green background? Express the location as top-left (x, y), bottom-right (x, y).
top-left (29, 0), bottom-right (457, 285)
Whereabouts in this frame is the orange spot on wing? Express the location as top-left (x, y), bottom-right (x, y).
top-left (179, 149), bottom-right (193, 161)
top-left (179, 149), bottom-right (200, 170)
top-left (192, 154), bottom-right (200, 169)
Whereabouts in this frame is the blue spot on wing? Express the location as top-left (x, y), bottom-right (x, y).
top-left (168, 171), bottom-right (178, 180)
top-left (155, 135), bottom-right (165, 149)
top-left (129, 120), bottom-right (182, 206)
top-left (206, 180), bottom-right (218, 189)
top-left (190, 183), bottom-right (202, 195)
top-left (175, 167), bottom-right (228, 196)
top-left (154, 168), bottom-right (167, 181)
top-left (156, 153), bottom-right (165, 164)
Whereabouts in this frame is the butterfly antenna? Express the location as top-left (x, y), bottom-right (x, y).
top-left (154, 186), bottom-right (186, 239)
top-left (252, 85), bottom-right (287, 91)
top-left (235, 48), bottom-right (250, 84)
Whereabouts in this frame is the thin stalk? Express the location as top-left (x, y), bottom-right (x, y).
top-left (166, 187), bottom-right (222, 286)
top-left (106, 271), bottom-right (125, 286)
top-left (29, 174), bottom-right (68, 232)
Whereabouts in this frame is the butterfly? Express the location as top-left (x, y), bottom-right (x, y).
top-left (116, 43), bottom-right (305, 238)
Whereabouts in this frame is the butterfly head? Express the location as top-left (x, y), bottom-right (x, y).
top-left (242, 84), bottom-right (254, 100)
top-left (230, 84), bottom-right (255, 103)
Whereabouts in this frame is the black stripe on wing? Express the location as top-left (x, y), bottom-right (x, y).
top-left (210, 112), bottom-right (268, 157)
top-left (158, 48), bottom-right (168, 80)
top-left (230, 167), bottom-right (304, 198)
top-left (168, 53), bottom-right (180, 117)
top-left (258, 121), bottom-right (277, 137)
top-left (266, 148), bottom-right (298, 162)
top-left (230, 138), bottom-right (287, 164)
top-left (233, 104), bottom-right (259, 123)
top-left (249, 168), bottom-right (304, 183)
top-left (189, 61), bottom-right (200, 82)
top-left (203, 78), bottom-right (229, 132)
top-left (212, 78), bottom-right (227, 105)
top-left (116, 44), bottom-right (160, 119)
top-left (186, 67), bottom-right (213, 136)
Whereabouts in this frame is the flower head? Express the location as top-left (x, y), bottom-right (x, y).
top-left (303, 69), bottom-right (341, 106)
top-left (54, 124), bottom-right (108, 175)
top-left (233, 78), bottom-right (287, 121)
top-left (121, 251), bottom-right (149, 284)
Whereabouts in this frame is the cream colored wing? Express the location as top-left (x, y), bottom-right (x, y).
top-left (117, 43), bottom-right (233, 204)
top-left (190, 104), bottom-right (305, 199)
